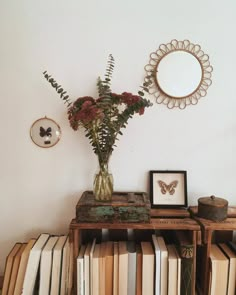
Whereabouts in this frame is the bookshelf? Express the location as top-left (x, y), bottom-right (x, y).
top-left (189, 206), bottom-right (236, 295)
top-left (69, 212), bottom-right (201, 294)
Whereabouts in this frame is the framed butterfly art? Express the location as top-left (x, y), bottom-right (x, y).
top-left (30, 116), bottom-right (61, 148)
top-left (149, 170), bottom-right (187, 208)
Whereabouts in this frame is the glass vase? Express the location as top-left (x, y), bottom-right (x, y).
top-left (93, 161), bottom-right (113, 201)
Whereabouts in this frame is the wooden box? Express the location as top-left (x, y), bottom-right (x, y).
top-left (76, 191), bottom-right (151, 223)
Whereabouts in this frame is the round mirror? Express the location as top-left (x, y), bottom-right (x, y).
top-left (144, 39), bottom-right (213, 109)
top-left (157, 51), bottom-right (202, 98)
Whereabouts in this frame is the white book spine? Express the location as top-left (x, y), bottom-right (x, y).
top-left (22, 249), bottom-right (41, 295)
top-left (50, 250), bottom-right (62, 295)
top-left (39, 251), bottom-right (52, 295)
top-left (77, 258), bottom-right (84, 295)
top-left (60, 239), bottom-right (69, 295)
top-left (152, 235), bottom-right (161, 295)
top-left (84, 254), bottom-right (90, 295)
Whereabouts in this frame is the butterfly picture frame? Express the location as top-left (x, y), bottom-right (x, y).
top-left (30, 116), bottom-right (61, 148)
top-left (149, 170), bottom-right (188, 208)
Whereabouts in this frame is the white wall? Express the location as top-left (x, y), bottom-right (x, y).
top-left (0, 0), bottom-right (235, 273)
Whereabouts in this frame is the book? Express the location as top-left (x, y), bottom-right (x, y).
top-left (38, 236), bottom-right (59, 295)
top-left (118, 241), bottom-right (129, 295)
top-left (2, 243), bottom-right (22, 295)
top-left (174, 244), bottom-right (181, 295)
top-left (175, 231), bottom-right (193, 295)
top-left (67, 241), bottom-right (74, 295)
top-left (91, 243), bottom-right (100, 295)
top-left (22, 233), bottom-right (50, 295)
top-left (209, 244), bottom-right (229, 295)
top-left (141, 241), bottom-right (154, 295)
top-left (84, 242), bottom-right (92, 295)
top-left (127, 241), bottom-right (137, 295)
top-left (99, 242), bottom-right (107, 295)
top-left (135, 243), bottom-right (142, 295)
top-left (105, 241), bottom-right (114, 295)
top-left (152, 234), bottom-right (161, 295)
top-left (50, 235), bottom-right (68, 295)
top-left (113, 242), bottom-right (119, 295)
top-left (166, 244), bottom-right (179, 295)
top-left (14, 239), bottom-right (36, 295)
top-left (60, 236), bottom-right (70, 295)
top-left (89, 238), bottom-right (97, 295)
top-left (77, 244), bottom-right (86, 295)
top-left (218, 243), bottom-right (236, 295)
top-left (8, 243), bottom-right (27, 295)
top-left (156, 236), bottom-right (168, 295)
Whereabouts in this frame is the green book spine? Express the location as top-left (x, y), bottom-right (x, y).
top-left (175, 231), bottom-right (194, 295)
top-left (179, 244), bottom-right (193, 295)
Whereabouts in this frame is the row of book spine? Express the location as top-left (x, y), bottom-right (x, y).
top-left (208, 241), bottom-right (236, 295)
top-left (2, 233), bottom-right (73, 295)
top-left (76, 230), bottom-right (194, 295)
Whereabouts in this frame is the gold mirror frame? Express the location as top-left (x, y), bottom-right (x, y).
top-left (144, 39), bottom-right (213, 109)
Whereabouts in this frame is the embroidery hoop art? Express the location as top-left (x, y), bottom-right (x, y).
top-left (149, 170), bottom-right (188, 208)
top-left (30, 116), bottom-right (61, 148)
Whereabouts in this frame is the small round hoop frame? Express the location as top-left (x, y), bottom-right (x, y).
top-left (30, 116), bottom-right (61, 148)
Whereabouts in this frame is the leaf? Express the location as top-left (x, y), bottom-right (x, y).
top-left (60, 91), bottom-right (67, 98)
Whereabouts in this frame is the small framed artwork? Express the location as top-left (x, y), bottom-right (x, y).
top-left (149, 170), bottom-right (187, 208)
top-left (30, 116), bottom-right (61, 148)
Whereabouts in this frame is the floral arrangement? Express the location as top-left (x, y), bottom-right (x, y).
top-left (43, 54), bottom-right (152, 200)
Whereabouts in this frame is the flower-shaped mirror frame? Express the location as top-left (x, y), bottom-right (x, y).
top-left (144, 39), bottom-right (213, 109)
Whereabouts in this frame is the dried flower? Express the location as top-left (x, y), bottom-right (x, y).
top-left (43, 54), bottom-right (152, 167)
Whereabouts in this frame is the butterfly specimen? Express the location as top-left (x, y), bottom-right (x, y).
top-left (39, 126), bottom-right (52, 138)
top-left (158, 180), bottom-right (178, 195)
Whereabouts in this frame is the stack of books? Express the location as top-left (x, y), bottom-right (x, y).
top-left (2, 233), bottom-right (73, 295)
top-left (76, 230), bottom-right (194, 295)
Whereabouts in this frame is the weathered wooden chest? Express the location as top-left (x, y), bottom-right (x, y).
top-left (76, 191), bottom-right (151, 223)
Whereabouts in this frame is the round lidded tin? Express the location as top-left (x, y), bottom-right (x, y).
top-left (198, 195), bottom-right (228, 221)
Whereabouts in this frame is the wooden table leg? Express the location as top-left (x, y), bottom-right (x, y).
top-left (203, 230), bottom-right (213, 295)
top-left (192, 230), bottom-right (197, 295)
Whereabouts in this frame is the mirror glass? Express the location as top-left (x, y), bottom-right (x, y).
top-left (157, 51), bottom-right (202, 98)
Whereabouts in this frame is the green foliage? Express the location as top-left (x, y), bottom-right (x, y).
top-left (43, 71), bottom-right (72, 107)
top-left (43, 55), bottom-right (152, 166)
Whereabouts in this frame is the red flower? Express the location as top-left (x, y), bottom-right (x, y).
top-left (73, 96), bottom-right (95, 108)
top-left (69, 100), bottom-right (104, 126)
top-left (121, 92), bottom-right (141, 106)
top-left (139, 107), bottom-right (145, 115)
